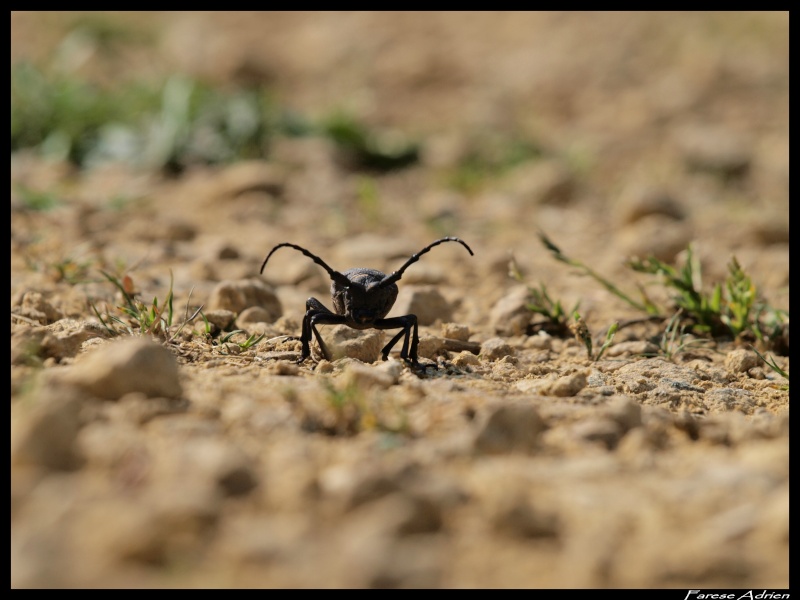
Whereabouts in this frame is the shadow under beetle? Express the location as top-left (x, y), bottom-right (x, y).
top-left (260, 237), bottom-right (474, 368)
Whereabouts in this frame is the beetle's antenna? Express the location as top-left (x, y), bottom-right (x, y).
top-left (378, 237), bottom-right (474, 288)
top-left (261, 243), bottom-right (351, 287)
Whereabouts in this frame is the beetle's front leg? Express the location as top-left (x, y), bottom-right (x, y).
top-left (300, 298), bottom-right (348, 363)
top-left (298, 298), bottom-right (336, 363)
top-left (375, 315), bottom-right (437, 370)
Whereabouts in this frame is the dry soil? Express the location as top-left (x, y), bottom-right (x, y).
top-left (10, 11), bottom-right (789, 589)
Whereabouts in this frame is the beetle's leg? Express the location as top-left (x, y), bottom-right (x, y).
top-left (300, 298), bottom-right (346, 363)
top-left (382, 327), bottom-right (408, 361)
top-left (374, 316), bottom-right (414, 361)
top-left (306, 297), bottom-right (331, 312)
top-left (375, 315), bottom-right (436, 370)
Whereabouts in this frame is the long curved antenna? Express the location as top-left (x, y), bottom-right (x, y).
top-left (260, 243), bottom-right (351, 287)
top-left (378, 237), bottom-right (474, 288)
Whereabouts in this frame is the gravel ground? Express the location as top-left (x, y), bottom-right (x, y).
top-left (11, 12), bottom-right (789, 588)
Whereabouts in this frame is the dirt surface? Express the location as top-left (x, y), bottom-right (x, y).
top-left (11, 12), bottom-right (789, 588)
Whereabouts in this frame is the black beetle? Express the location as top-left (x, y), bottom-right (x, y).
top-left (260, 237), bottom-right (474, 367)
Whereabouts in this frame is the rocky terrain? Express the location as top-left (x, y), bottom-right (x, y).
top-left (11, 12), bottom-right (789, 588)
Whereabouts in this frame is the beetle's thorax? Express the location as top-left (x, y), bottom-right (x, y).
top-left (331, 267), bottom-right (399, 325)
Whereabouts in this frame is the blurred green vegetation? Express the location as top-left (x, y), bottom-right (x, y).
top-left (322, 111), bottom-right (420, 171)
top-left (11, 15), bottom-right (551, 181)
top-left (444, 133), bottom-right (545, 194)
top-left (14, 185), bottom-right (63, 212)
top-left (10, 61), bottom-right (421, 174)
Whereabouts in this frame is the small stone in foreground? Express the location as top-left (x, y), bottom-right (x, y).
top-left (474, 403), bottom-right (545, 454)
top-left (64, 337), bottom-right (183, 400)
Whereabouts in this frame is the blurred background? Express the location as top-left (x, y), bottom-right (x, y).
top-left (11, 12), bottom-right (789, 306)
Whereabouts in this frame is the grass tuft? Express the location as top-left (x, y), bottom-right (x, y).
top-left (91, 269), bottom-right (201, 342)
top-left (538, 232), bottom-right (787, 352)
top-left (508, 254), bottom-right (577, 335)
top-left (570, 312), bottom-right (618, 362)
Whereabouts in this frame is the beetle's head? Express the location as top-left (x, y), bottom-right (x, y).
top-left (332, 271), bottom-right (398, 325)
top-left (350, 284), bottom-right (379, 325)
